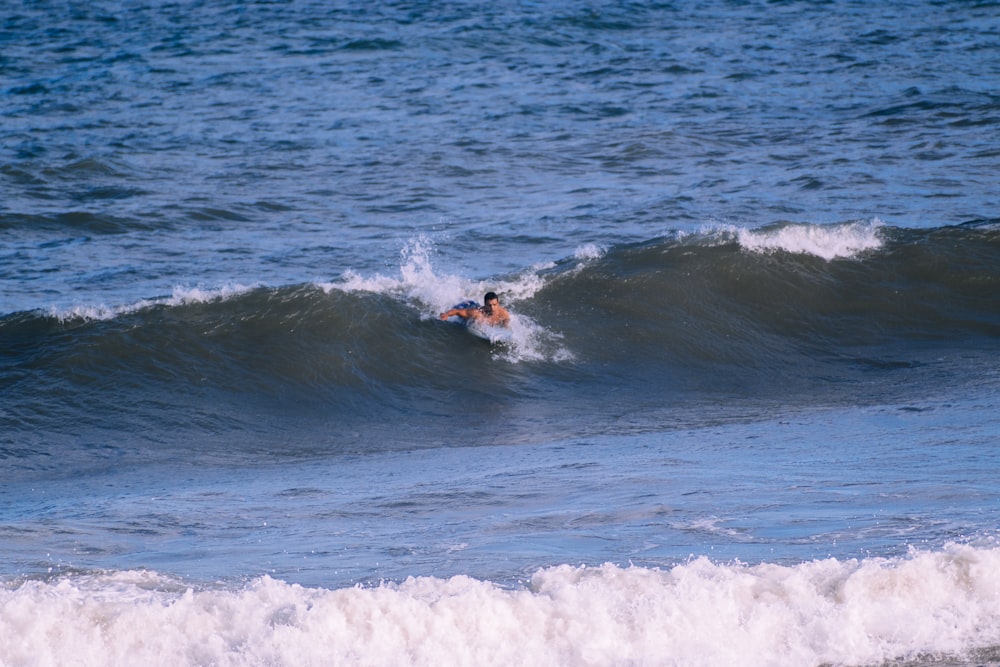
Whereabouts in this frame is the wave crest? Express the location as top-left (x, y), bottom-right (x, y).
top-left (46, 283), bottom-right (261, 322)
top-left (718, 218), bottom-right (885, 260)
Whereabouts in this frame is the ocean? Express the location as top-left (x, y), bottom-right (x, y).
top-left (2, 1), bottom-right (1000, 665)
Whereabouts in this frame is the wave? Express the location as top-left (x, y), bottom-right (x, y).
top-left (3, 221), bottom-right (999, 458)
top-left (0, 210), bottom-right (160, 235)
top-left (701, 217), bottom-right (887, 259)
top-left (44, 282), bottom-right (263, 322)
top-left (541, 219), bottom-right (999, 354)
top-left (3, 544), bottom-right (1000, 667)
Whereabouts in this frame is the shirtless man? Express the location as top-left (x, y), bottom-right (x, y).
top-left (439, 292), bottom-right (511, 328)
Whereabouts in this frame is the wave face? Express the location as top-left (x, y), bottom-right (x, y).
top-left (3, 545), bottom-right (1000, 667)
top-left (3, 221), bottom-right (999, 465)
top-left (537, 220), bottom-right (1000, 390)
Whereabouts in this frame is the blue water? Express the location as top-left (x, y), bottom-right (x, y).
top-left (2, 1), bottom-right (1000, 665)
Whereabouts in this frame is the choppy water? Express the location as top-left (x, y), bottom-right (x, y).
top-left (2, 1), bottom-right (1000, 665)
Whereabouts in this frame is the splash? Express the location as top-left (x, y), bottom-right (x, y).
top-left (574, 243), bottom-right (607, 262)
top-left (713, 219), bottom-right (885, 260)
top-left (334, 237), bottom-right (549, 313)
top-left (493, 313), bottom-right (574, 364)
top-left (46, 282), bottom-right (260, 322)
top-left (331, 237), bottom-right (571, 363)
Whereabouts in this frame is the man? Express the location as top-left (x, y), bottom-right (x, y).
top-left (439, 292), bottom-right (511, 328)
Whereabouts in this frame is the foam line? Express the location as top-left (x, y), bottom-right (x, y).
top-left (3, 545), bottom-right (999, 667)
top-left (718, 219), bottom-right (886, 260)
top-left (45, 283), bottom-right (260, 322)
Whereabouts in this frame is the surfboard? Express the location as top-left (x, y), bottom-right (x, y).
top-left (466, 319), bottom-right (514, 345)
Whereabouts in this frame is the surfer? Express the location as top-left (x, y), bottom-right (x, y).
top-left (439, 292), bottom-right (511, 328)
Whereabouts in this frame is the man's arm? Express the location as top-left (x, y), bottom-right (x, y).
top-left (439, 307), bottom-right (478, 321)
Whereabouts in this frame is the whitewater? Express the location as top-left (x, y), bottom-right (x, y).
top-left (4, 546), bottom-right (1000, 667)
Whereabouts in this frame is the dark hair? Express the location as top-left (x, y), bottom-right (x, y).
top-left (484, 291), bottom-right (499, 302)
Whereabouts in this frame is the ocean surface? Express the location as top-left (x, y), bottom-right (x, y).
top-left (2, 1), bottom-right (1000, 665)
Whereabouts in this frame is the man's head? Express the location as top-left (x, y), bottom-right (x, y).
top-left (483, 291), bottom-right (499, 313)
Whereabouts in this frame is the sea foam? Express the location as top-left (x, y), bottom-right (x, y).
top-left (333, 236), bottom-right (549, 313)
top-left (46, 283), bottom-right (260, 322)
top-left (720, 219), bottom-right (885, 260)
top-left (3, 545), bottom-right (999, 667)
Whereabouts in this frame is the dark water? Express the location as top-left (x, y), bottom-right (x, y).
top-left (2, 1), bottom-right (1000, 665)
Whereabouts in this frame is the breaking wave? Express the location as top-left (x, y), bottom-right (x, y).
top-left (3, 543), bottom-right (1000, 667)
top-left (3, 220), bottom-right (998, 459)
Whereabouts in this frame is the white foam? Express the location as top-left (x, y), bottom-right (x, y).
top-left (574, 243), bottom-right (607, 262)
top-left (330, 237), bottom-right (550, 312)
top-left (3, 545), bottom-right (999, 667)
top-left (493, 312), bottom-right (575, 364)
top-left (47, 283), bottom-right (260, 322)
top-left (717, 219), bottom-right (885, 261)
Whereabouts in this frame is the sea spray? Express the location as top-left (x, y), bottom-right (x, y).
top-left (45, 283), bottom-right (261, 323)
top-left (728, 218), bottom-right (885, 260)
